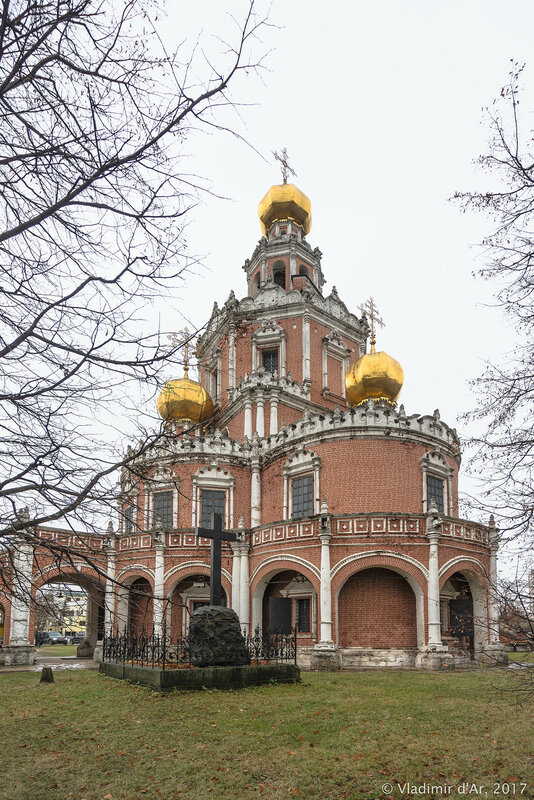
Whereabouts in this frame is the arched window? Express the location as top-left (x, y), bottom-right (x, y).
top-left (272, 261), bottom-right (286, 289)
top-left (253, 271), bottom-right (261, 296)
top-left (298, 265), bottom-right (309, 276)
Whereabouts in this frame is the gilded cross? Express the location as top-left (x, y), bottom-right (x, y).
top-left (358, 297), bottom-right (385, 348)
top-left (273, 147), bottom-right (296, 185)
top-left (168, 327), bottom-right (193, 378)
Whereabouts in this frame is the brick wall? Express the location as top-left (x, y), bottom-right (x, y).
top-left (338, 567), bottom-right (417, 648)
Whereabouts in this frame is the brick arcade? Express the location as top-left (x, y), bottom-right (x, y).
top-left (0, 179), bottom-right (505, 670)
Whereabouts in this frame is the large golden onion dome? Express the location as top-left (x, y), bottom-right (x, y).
top-left (258, 183), bottom-right (312, 236)
top-left (156, 373), bottom-right (214, 423)
top-left (345, 343), bottom-right (404, 407)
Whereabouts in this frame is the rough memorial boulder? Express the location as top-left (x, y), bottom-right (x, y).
top-left (189, 606), bottom-right (250, 667)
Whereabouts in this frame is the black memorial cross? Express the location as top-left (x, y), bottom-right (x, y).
top-left (195, 513), bottom-right (237, 607)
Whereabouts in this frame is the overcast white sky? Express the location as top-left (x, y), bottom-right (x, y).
top-left (153, 1), bottom-right (533, 551)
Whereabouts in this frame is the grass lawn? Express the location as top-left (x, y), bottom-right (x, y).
top-left (0, 669), bottom-right (532, 800)
top-left (37, 644), bottom-right (79, 657)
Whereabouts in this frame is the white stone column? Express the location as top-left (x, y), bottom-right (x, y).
top-left (239, 541), bottom-right (250, 633)
top-left (256, 391), bottom-right (265, 437)
top-left (427, 529), bottom-right (444, 647)
top-left (302, 312), bottom-right (311, 384)
top-left (9, 540), bottom-right (33, 645)
top-left (231, 541), bottom-right (241, 618)
top-left (104, 539), bottom-right (116, 636)
top-left (319, 530), bottom-right (334, 644)
top-left (153, 533), bottom-right (165, 637)
top-left (228, 323), bottom-right (236, 390)
top-left (244, 396), bottom-right (253, 439)
top-left (269, 392), bottom-right (279, 435)
top-left (250, 457), bottom-right (261, 527)
top-left (488, 517), bottom-right (501, 644)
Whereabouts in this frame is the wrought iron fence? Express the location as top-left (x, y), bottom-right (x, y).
top-left (244, 627), bottom-right (298, 666)
top-left (103, 626), bottom-right (297, 669)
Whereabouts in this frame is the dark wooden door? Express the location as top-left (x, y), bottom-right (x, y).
top-left (269, 597), bottom-right (291, 633)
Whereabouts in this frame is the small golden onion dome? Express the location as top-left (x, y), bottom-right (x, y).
top-left (258, 183), bottom-right (312, 236)
top-left (156, 374), bottom-right (214, 423)
top-left (345, 344), bottom-right (404, 406)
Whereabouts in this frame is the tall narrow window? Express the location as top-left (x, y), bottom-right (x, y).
top-left (201, 489), bottom-right (225, 528)
top-left (153, 490), bottom-right (173, 528)
top-left (124, 505), bottom-right (134, 534)
top-left (296, 598), bottom-right (311, 633)
top-left (273, 268), bottom-right (286, 289)
top-left (292, 474), bottom-right (314, 520)
top-left (262, 348), bottom-right (279, 375)
top-left (427, 475), bottom-right (444, 513)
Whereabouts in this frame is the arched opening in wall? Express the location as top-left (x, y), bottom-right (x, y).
top-left (441, 571), bottom-right (480, 658)
top-left (253, 271), bottom-right (261, 296)
top-left (272, 262), bottom-right (286, 289)
top-left (337, 568), bottom-right (418, 649)
top-left (0, 602), bottom-right (5, 644)
top-left (298, 265), bottom-right (309, 277)
top-left (167, 575), bottom-right (227, 638)
top-left (260, 570), bottom-right (316, 639)
top-left (128, 577), bottom-right (154, 636)
top-left (33, 574), bottom-right (104, 649)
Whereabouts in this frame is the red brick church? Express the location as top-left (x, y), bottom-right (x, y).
top-left (0, 177), bottom-right (506, 669)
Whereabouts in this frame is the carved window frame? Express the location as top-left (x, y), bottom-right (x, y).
top-left (144, 467), bottom-right (179, 530)
top-left (282, 448), bottom-right (321, 520)
top-left (205, 348), bottom-right (222, 405)
top-left (252, 322), bottom-right (287, 377)
top-left (322, 331), bottom-right (350, 397)
top-left (192, 465), bottom-right (235, 529)
top-left (420, 450), bottom-right (453, 515)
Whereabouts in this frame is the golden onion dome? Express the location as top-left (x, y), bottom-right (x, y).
top-left (258, 183), bottom-right (312, 236)
top-left (345, 344), bottom-right (404, 407)
top-left (156, 373), bottom-right (214, 423)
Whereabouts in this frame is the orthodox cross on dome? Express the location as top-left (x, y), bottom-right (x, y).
top-left (195, 513), bottom-right (237, 607)
top-left (358, 297), bottom-right (385, 351)
top-left (273, 147), bottom-right (296, 185)
top-left (168, 327), bottom-right (194, 378)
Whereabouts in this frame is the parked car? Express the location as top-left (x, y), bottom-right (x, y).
top-left (43, 631), bottom-right (68, 645)
top-left (66, 632), bottom-right (86, 644)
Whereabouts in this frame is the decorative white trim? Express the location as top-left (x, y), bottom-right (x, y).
top-left (164, 561), bottom-right (232, 585)
top-left (252, 320), bottom-right (287, 377)
top-left (191, 465), bottom-right (235, 529)
top-left (438, 556), bottom-right (488, 580)
top-left (420, 450), bottom-right (453, 515)
top-left (322, 331), bottom-right (350, 396)
top-left (330, 551), bottom-right (429, 581)
top-left (250, 554), bottom-right (321, 583)
top-left (33, 560), bottom-right (100, 583)
top-left (282, 447), bottom-right (321, 519)
top-left (115, 565), bottom-right (155, 582)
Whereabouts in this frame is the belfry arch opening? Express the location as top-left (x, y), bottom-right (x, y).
top-left (272, 262), bottom-right (286, 289)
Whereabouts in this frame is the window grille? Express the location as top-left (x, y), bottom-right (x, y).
top-left (292, 474), bottom-right (314, 520)
top-left (427, 475), bottom-right (444, 513)
top-left (153, 491), bottom-right (173, 528)
top-left (262, 348), bottom-right (279, 375)
top-left (201, 489), bottom-right (225, 528)
top-left (296, 598), bottom-right (311, 633)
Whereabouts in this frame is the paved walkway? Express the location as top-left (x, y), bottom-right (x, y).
top-left (0, 653), bottom-right (98, 674)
